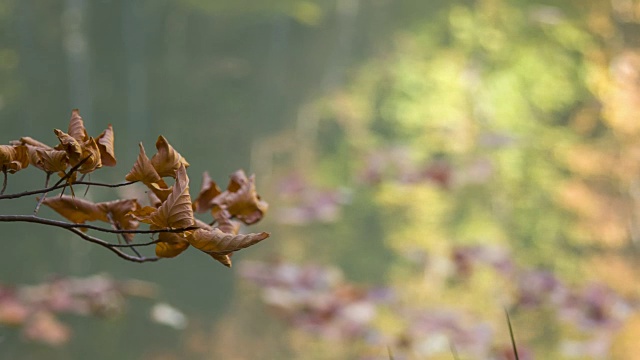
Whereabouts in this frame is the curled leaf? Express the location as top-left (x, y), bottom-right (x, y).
top-left (129, 165), bottom-right (194, 229)
top-left (155, 232), bottom-right (190, 258)
top-left (188, 228), bottom-right (269, 256)
top-left (148, 182), bottom-right (172, 204)
top-left (41, 195), bottom-right (109, 225)
top-left (12, 137), bottom-right (52, 149)
top-left (54, 129), bottom-right (83, 165)
top-left (212, 170), bottom-right (269, 224)
top-left (97, 199), bottom-right (141, 242)
top-left (36, 148), bottom-right (69, 176)
top-left (148, 190), bottom-right (162, 208)
top-left (96, 124), bottom-right (116, 167)
top-left (128, 206), bottom-right (157, 224)
top-left (150, 136), bottom-right (190, 178)
top-left (210, 253), bottom-right (232, 268)
top-left (193, 171), bottom-right (221, 213)
top-left (25, 145), bottom-right (46, 171)
top-left (0, 145), bottom-right (29, 173)
top-left (213, 208), bottom-right (240, 235)
top-left (68, 109), bottom-right (89, 142)
top-left (78, 137), bottom-right (102, 174)
top-left (150, 164), bottom-right (194, 229)
top-left (125, 143), bottom-right (168, 188)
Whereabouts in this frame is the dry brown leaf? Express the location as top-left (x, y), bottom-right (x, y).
top-left (150, 164), bottom-right (194, 229)
top-left (54, 129), bottom-right (83, 165)
top-left (150, 136), bottom-right (190, 178)
top-left (210, 253), bottom-right (232, 268)
top-left (42, 195), bottom-right (109, 224)
top-left (128, 165), bottom-right (195, 258)
top-left (128, 206), bottom-right (156, 224)
top-left (188, 228), bottom-right (269, 256)
top-left (193, 171), bottom-right (222, 213)
top-left (0, 145), bottom-right (29, 173)
top-left (155, 232), bottom-right (190, 258)
top-left (96, 124), bottom-right (116, 167)
top-left (148, 190), bottom-right (162, 208)
top-left (212, 170), bottom-right (268, 224)
top-left (78, 137), bottom-right (102, 174)
top-left (12, 137), bottom-right (52, 149)
top-left (148, 182), bottom-right (172, 204)
top-left (125, 143), bottom-right (168, 188)
top-left (36, 148), bottom-right (69, 176)
top-left (213, 208), bottom-right (240, 235)
top-left (68, 109), bottom-right (89, 142)
top-left (23, 145), bottom-right (45, 172)
top-left (97, 199), bottom-right (141, 243)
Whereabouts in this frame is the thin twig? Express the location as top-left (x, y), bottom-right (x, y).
top-left (505, 308), bottom-right (519, 360)
top-left (82, 173), bottom-right (90, 197)
top-left (129, 246), bottom-right (143, 258)
top-left (0, 181), bottom-right (138, 201)
top-left (0, 214), bottom-right (157, 263)
top-left (0, 215), bottom-right (198, 235)
top-left (109, 239), bottom-right (160, 248)
top-left (53, 155), bottom-right (92, 187)
top-left (44, 172), bottom-right (51, 188)
top-left (74, 180), bottom-right (137, 188)
top-left (33, 192), bottom-right (48, 215)
top-left (1, 169), bottom-right (6, 195)
top-left (34, 156), bottom-right (91, 215)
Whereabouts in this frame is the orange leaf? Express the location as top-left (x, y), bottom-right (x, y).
top-left (12, 137), bottom-right (52, 149)
top-left (148, 190), bottom-right (162, 208)
top-left (213, 208), bottom-right (240, 235)
top-left (128, 165), bottom-right (194, 230)
top-left (68, 109), bottom-right (89, 142)
top-left (42, 195), bottom-right (109, 224)
top-left (0, 145), bottom-right (29, 173)
top-left (155, 232), bottom-right (190, 258)
top-left (212, 170), bottom-right (268, 224)
top-left (125, 143), bottom-right (168, 189)
top-left (150, 164), bottom-right (194, 229)
top-left (148, 182), bottom-right (172, 204)
top-left (54, 129), bottom-right (83, 165)
top-left (128, 206), bottom-right (158, 225)
top-left (188, 228), bottom-right (269, 256)
top-left (150, 136), bottom-right (190, 178)
top-left (193, 171), bottom-right (221, 213)
top-left (78, 137), bottom-right (102, 174)
top-left (36, 148), bottom-right (69, 175)
top-left (96, 124), bottom-right (116, 167)
top-left (97, 199), bottom-right (141, 242)
top-left (210, 253), bottom-right (233, 268)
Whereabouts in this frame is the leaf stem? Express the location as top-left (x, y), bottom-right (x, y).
top-left (0, 214), bottom-right (158, 263)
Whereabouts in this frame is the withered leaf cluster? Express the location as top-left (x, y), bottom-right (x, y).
top-left (6, 109), bottom-right (115, 181)
top-left (2, 109), bottom-right (269, 267)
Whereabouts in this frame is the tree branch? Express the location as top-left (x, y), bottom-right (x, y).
top-left (110, 239), bottom-right (160, 248)
top-left (0, 180), bottom-right (138, 201)
top-left (0, 215), bottom-right (203, 263)
top-left (0, 215), bottom-right (197, 234)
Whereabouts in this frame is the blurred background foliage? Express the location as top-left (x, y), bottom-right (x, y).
top-left (2, 0), bottom-right (640, 359)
